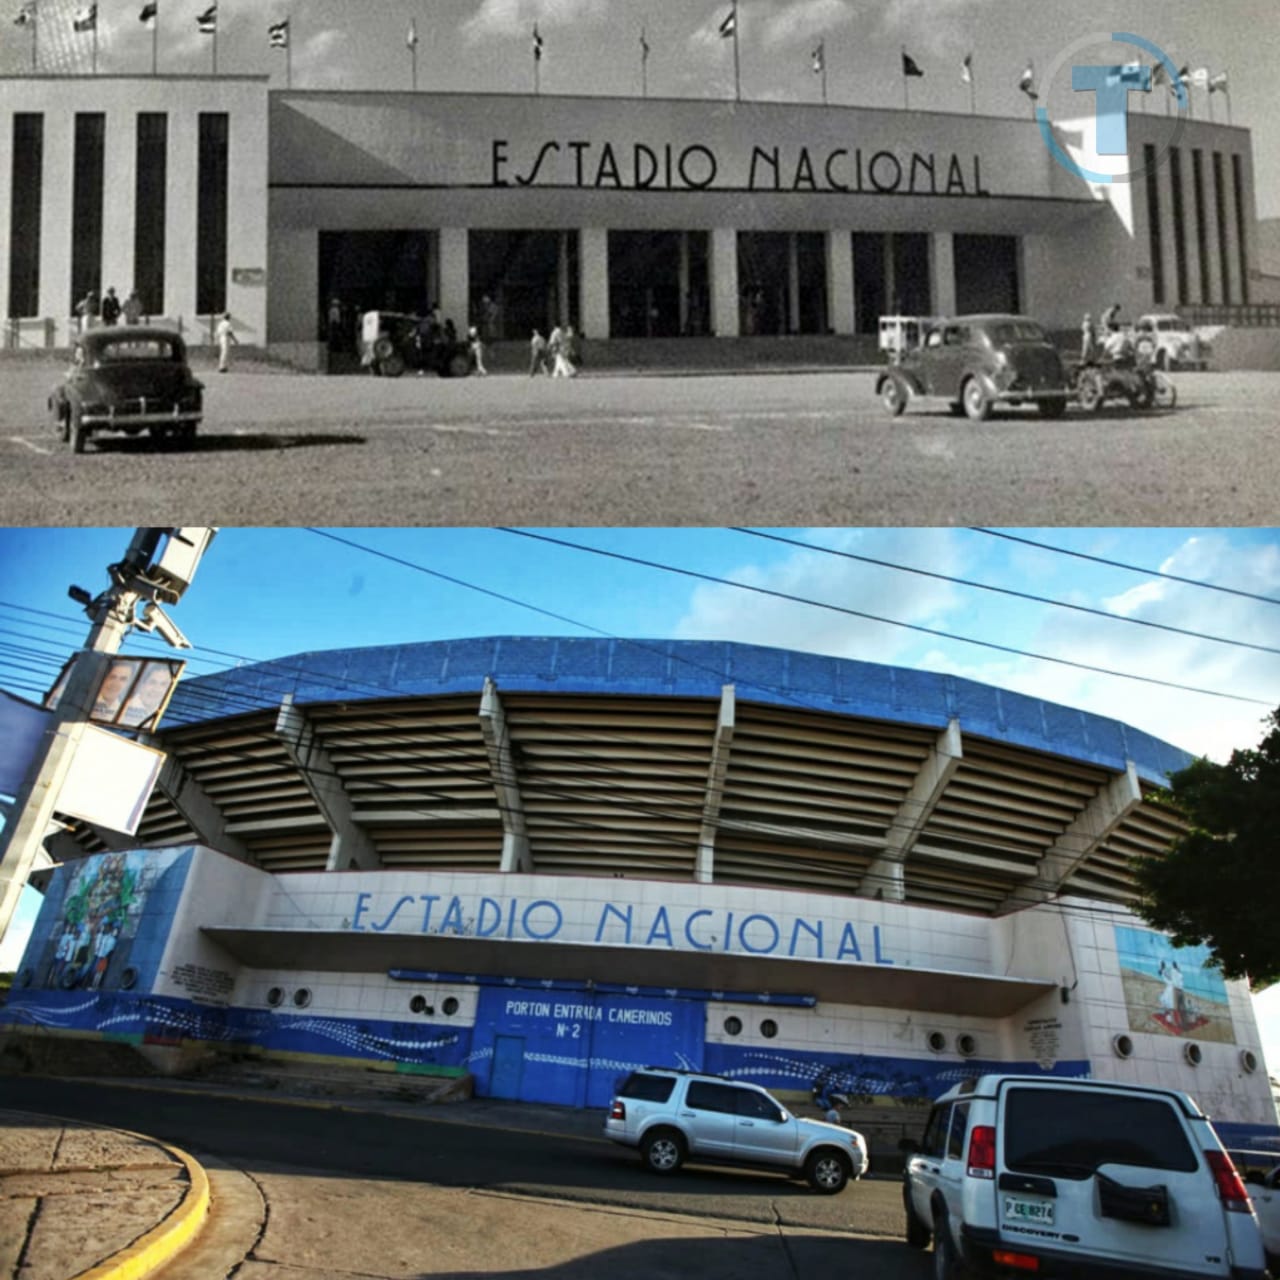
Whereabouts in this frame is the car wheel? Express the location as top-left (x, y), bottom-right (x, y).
top-left (1152, 371), bottom-right (1177, 410)
top-left (448, 351), bottom-right (472, 379)
top-left (379, 352), bottom-right (407, 378)
top-left (640, 1129), bottom-right (685, 1175)
top-left (804, 1148), bottom-right (850, 1194)
top-left (70, 405), bottom-right (88, 454)
top-left (961, 378), bottom-right (990, 422)
top-left (1076, 369), bottom-right (1105, 413)
top-left (933, 1212), bottom-right (968, 1280)
top-left (1036, 398), bottom-right (1067, 419)
top-left (372, 336), bottom-right (395, 361)
top-left (904, 1187), bottom-right (931, 1249)
top-left (880, 376), bottom-right (906, 417)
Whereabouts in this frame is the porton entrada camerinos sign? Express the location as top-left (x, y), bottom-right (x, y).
top-left (490, 138), bottom-right (993, 196)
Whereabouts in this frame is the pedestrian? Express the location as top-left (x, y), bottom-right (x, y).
top-left (122, 289), bottom-right (143, 325)
top-left (529, 328), bottom-right (549, 376)
top-left (1080, 312), bottom-right (1096, 363)
top-left (1102, 301), bottom-right (1122, 333)
top-left (468, 324), bottom-right (488, 376)
top-left (327, 296), bottom-right (344, 351)
top-left (550, 323), bottom-right (576, 378)
top-left (480, 292), bottom-right (500, 341)
top-left (101, 286), bottom-right (121, 326)
top-left (75, 289), bottom-right (99, 333)
top-left (215, 311), bottom-right (238, 372)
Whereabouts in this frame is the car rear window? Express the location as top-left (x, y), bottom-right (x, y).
top-left (1004, 1088), bottom-right (1198, 1177)
top-left (988, 321), bottom-right (1047, 344)
top-left (97, 339), bottom-right (178, 362)
top-left (619, 1072), bottom-right (675, 1103)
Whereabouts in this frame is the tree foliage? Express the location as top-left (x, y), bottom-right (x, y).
top-left (1134, 707), bottom-right (1280, 987)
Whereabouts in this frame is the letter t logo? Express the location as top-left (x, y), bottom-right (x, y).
top-left (1072, 64), bottom-right (1152, 155)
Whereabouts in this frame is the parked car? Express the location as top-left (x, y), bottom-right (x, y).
top-left (359, 310), bottom-right (472, 378)
top-left (876, 315), bottom-right (1071, 421)
top-left (1136, 313), bottom-right (1210, 370)
top-left (49, 326), bottom-right (203, 453)
top-left (603, 1066), bottom-right (868, 1193)
top-left (900, 1074), bottom-right (1269, 1280)
top-left (1245, 1163), bottom-right (1280, 1271)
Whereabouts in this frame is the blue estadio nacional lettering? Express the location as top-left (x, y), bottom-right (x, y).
top-left (349, 891), bottom-right (895, 963)
top-left (492, 139), bottom-right (990, 196)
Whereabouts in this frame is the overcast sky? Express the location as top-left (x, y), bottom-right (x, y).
top-left (1, 523), bottom-right (1278, 1075)
top-left (6, 0), bottom-right (1277, 214)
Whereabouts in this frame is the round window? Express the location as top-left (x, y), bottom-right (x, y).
top-left (442, 996), bottom-right (459, 1016)
top-left (1112, 1034), bottom-right (1134, 1059)
top-left (760, 1019), bottom-right (778, 1039)
top-left (266, 985), bottom-right (283, 1007)
top-left (119, 966), bottom-right (138, 991)
top-left (1183, 1041), bottom-right (1203, 1067)
top-left (292, 987), bottom-right (312, 1009)
top-left (410, 994), bottom-right (428, 1014)
top-left (724, 1015), bottom-right (743, 1036)
top-left (926, 1030), bottom-right (947, 1053)
top-left (1240, 1049), bottom-right (1259, 1073)
top-left (956, 1033), bottom-right (977, 1057)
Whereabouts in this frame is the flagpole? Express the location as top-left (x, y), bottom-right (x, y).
top-left (287, 20), bottom-right (292, 89)
top-left (732, 0), bottom-right (740, 102)
top-left (969, 69), bottom-right (976, 115)
top-left (641, 29), bottom-right (647, 98)
top-left (151, 9), bottom-right (158, 75)
top-left (821, 49), bottom-right (828, 106)
top-left (212, 19), bottom-right (217, 75)
top-left (92, 17), bottom-right (98, 74)
top-left (32, 6), bottom-right (37, 72)
top-left (902, 47), bottom-right (909, 109)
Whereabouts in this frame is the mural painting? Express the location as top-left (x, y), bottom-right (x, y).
top-left (1114, 925), bottom-right (1234, 1043)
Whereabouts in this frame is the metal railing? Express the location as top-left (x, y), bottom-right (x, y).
top-left (1180, 303), bottom-right (1280, 328)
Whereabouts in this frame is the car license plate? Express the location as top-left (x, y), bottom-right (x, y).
top-left (1004, 1195), bottom-right (1054, 1226)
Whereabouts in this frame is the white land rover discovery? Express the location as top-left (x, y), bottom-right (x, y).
top-left (901, 1074), bottom-right (1269, 1280)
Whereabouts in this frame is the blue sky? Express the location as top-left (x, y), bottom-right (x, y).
top-left (5, 0), bottom-right (1277, 214)
top-left (1, 524), bottom-right (1278, 1069)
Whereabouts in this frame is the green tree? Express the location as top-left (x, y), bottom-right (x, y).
top-left (1135, 707), bottom-right (1280, 987)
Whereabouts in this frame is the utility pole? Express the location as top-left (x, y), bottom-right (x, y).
top-left (0, 528), bottom-right (215, 946)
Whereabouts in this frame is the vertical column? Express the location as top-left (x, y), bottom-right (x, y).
top-left (825, 230), bottom-right (854, 335)
top-left (1157, 151), bottom-right (1179, 308)
top-left (709, 226), bottom-right (738, 337)
top-left (38, 111), bottom-right (73, 343)
top-left (578, 226), bottom-right (609, 339)
top-left (438, 226), bottom-right (468, 329)
top-left (1233, 152), bottom-right (1254, 305)
top-left (101, 108), bottom-right (135, 312)
top-left (1217, 154), bottom-right (1240, 305)
top-left (165, 109), bottom-right (199, 331)
top-left (930, 231), bottom-right (956, 317)
top-left (225, 86), bottom-right (269, 341)
top-left (0, 110), bottom-right (11, 330)
top-left (266, 227), bottom-right (317, 343)
top-left (1199, 152), bottom-right (1223, 305)
top-left (1177, 151), bottom-right (1203, 305)
top-left (678, 232), bottom-right (690, 333)
top-left (786, 231), bottom-right (800, 333)
top-left (555, 230), bottom-right (571, 324)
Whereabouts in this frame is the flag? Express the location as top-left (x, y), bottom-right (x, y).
top-left (1151, 61), bottom-right (1169, 89)
top-left (72, 2), bottom-right (95, 31)
top-left (139, 0), bottom-right (156, 19)
top-left (196, 3), bottom-right (215, 32)
top-left (811, 41), bottom-right (824, 74)
top-left (1209, 71), bottom-right (1228, 93)
top-left (902, 51), bottom-right (923, 78)
top-left (532, 21), bottom-right (542, 59)
top-left (13, 1), bottom-right (35, 24)
top-left (961, 52), bottom-right (973, 84)
top-left (406, 18), bottom-right (416, 48)
top-left (1018, 62), bottom-right (1037, 99)
top-left (268, 17), bottom-right (288, 47)
top-left (1185, 66), bottom-right (1210, 89)
top-left (718, 7), bottom-right (735, 38)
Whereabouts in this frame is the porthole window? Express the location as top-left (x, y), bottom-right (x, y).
top-left (266, 985), bottom-right (283, 1007)
top-left (410, 994), bottom-right (428, 1014)
top-left (760, 1019), bottom-right (778, 1039)
top-left (1240, 1049), bottom-right (1259, 1074)
top-left (724, 1015), bottom-right (742, 1036)
top-left (926, 1030), bottom-right (947, 1053)
top-left (1112, 1034), bottom-right (1134, 1059)
top-left (442, 996), bottom-right (459, 1016)
top-left (119, 966), bottom-right (138, 991)
top-left (956, 1033), bottom-right (977, 1057)
top-left (1183, 1041), bottom-right (1202, 1067)
top-left (292, 987), bottom-right (312, 1009)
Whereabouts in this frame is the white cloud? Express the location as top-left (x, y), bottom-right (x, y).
top-left (462, 0), bottom-right (609, 42)
top-left (758, 0), bottom-right (852, 50)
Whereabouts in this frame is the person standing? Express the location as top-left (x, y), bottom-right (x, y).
top-left (468, 324), bottom-right (488, 376)
top-left (122, 289), bottom-right (143, 325)
top-left (215, 311), bottom-right (238, 372)
top-left (1080, 312), bottom-right (1096, 363)
top-left (101, 287), bottom-right (121, 325)
top-left (529, 328), bottom-right (549, 376)
top-left (1101, 301), bottom-right (1122, 333)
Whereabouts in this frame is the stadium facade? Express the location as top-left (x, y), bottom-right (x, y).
top-left (4, 638), bottom-right (1277, 1148)
top-left (0, 76), bottom-right (1262, 355)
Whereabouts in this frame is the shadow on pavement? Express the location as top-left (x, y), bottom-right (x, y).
top-left (89, 431), bottom-right (367, 453)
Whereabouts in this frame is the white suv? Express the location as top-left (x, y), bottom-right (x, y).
top-left (603, 1067), bottom-right (868, 1193)
top-left (901, 1074), bottom-right (1269, 1279)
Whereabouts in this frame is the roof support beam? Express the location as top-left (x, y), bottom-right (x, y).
top-left (696, 684), bottom-right (736, 884)
top-left (861, 718), bottom-right (963, 901)
top-left (996, 761), bottom-right (1142, 915)
top-left (153, 752), bottom-right (254, 864)
top-left (479, 677), bottom-right (531, 874)
top-left (275, 695), bottom-right (379, 871)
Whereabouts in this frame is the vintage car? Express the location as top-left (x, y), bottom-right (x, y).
top-left (49, 326), bottom-right (203, 453)
top-left (876, 314), bottom-right (1071, 421)
top-left (1135, 313), bottom-right (1210, 370)
top-left (359, 310), bottom-right (473, 378)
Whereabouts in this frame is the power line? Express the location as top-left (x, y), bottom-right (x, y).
top-left (970, 528), bottom-right (1280, 607)
top-left (495, 529), bottom-right (1273, 707)
top-left (732, 528), bottom-right (1280, 657)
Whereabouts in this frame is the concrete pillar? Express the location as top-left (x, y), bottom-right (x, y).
top-left (438, 225), bottom-right (469, 330)
top-left (579, 226), bottom-right (609, 340)
top-left (164, 110), bottom-right (199, 335)
top-left (786, 232), bottom-right (800, 333)
top-left (225, 90), bottom-right (269, 342)
top-left (0, 108), bottom-right (12, 328)
top-left (1200, 151), bottom-right (1223, 305)
top-left (266, 227), bottom-right (317, 343)
top-left (1157, 150), bottom-right (1179, 309)
top-left (39, 110), bottom-right (74, 343)
top-left (1177, 151), bottom-right (1203, 306)
top-left (930, 231), bottom-right (956, 318)
top-left (678, 232), bottom-right (690, 333)
top-left (826, 231), bottom-right (854, 335)
top-left (709, 226), bottom-right (738, 337)
top-left (1234, 150), bottom-right (1255, 304)
top-left (101, 109), bottom-right (136, 319)
top-left (1217, 153), bottom-right (1240, 305)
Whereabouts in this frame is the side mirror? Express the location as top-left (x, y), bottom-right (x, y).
top-left (898, 1137), bottom-right (921, 1154)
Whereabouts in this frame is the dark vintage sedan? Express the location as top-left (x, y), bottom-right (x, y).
top-left (49, 326), bottom-right (204, 453)
top-left (876, 314), bottom-right (1071, 421)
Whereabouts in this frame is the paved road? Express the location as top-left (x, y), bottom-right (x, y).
top-left (3, 1077), bottom-right (929, 1279)
top-left (1, 365), bottom-right (1275, 525)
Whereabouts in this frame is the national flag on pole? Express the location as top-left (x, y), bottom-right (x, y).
top-left (1151, 61), bottom-right (1168, 88)
top-left (13, 0), bottom-right (35, 23)
top-left (718, 7), bottom-right (735, 38)
top-left (811, 41), bottom-right (824, 74)
top-left (532, 21), bottom-right (542, 59)
top-left (1185, 66), bottom-right (1210, 89)
top-left (406, 18), bottom-right (417, 48)
top-left (139, 0), bottom-right (156, 20)
top-left (1106, 61), bottom-right (1145, 88)
top-left (196, 3), bottom-right (215, 32)
top-left (640, 26), bottom-right (649, 62)
top-left (961, 52), bottom-right (973, 84)
top-left (902, 51), bottom-right (924, 78)
top-left (72, 3), bottom-right (95, 31)
top-left (268, 17), bottom-right (288, 47)
top-left (1018, 62), bottom-right (1037, 99)
top-left (1209, 71), bottom-right (1228, 93)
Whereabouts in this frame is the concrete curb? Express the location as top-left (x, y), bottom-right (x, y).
top-left (71, 1133), bottom-right (209, 1280)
